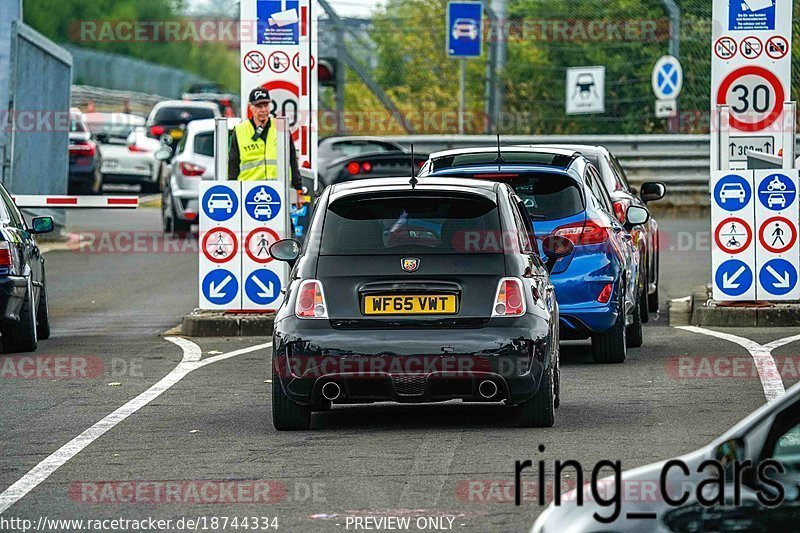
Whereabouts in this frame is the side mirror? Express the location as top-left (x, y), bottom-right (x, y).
top-left (30, 216), bottom-right (54, 235)
top-left (640, 182), bottom-right (666, 203)
top-left (154, 146), bottom-right (173, 161)
top-left (625, 205), bottom-right (650, 227)
top-left (541, 235), bottom-right (574, 273)
top-left (269, 239), bottom-right (301, 264)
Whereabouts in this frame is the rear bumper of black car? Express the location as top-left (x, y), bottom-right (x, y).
top-left (0, 276), bottom-right (28, 322)
top-left (272, 316), bottom-right (553, 407)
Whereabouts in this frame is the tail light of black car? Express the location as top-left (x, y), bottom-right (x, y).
top-left (492, 278), bottom-right (526, 317)
top-left (295, 280), bottom-right (329, 319)
top-left (0, 242), bottom-right (13, 274)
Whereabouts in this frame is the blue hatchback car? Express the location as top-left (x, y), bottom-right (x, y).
top-left (420, 147), bottom-right (650, 363)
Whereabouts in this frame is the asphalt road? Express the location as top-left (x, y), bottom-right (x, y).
top-left (1, 207), bottom-right (798, 532)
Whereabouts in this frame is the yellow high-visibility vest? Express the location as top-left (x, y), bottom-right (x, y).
top-left (234, 120), bottom-right (278, 181)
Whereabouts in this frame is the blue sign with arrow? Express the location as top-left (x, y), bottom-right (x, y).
top-left (759, 258), bottom-right (797, 296)
top-left (757, 173), bottom-right (796, 211)
top-left (447, 2), bottom-right (483, 58)
top-left (713, 174), bottom-right (752, 212)
top-left (202, 269), bottom-right (239, 306)
top-left (245, 269), bottom-right (282, 306)
top-left (715, 259), bottom-right (753, 297)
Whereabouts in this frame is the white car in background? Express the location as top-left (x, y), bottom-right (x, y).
top-left (84, 113), bottom-right (162, 193)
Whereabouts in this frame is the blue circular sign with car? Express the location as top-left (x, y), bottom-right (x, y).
top-left (713, 174), bottom-right (751, 212)
top-left (757, 173), bottom-right (796, 211)
top-left (245, 185), bottom-right (282, 222)
top-left (202, 185), bottom-right (239, 222)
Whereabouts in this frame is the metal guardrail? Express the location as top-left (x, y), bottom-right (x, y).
top-left (379, 134), bottom-right (726, 206)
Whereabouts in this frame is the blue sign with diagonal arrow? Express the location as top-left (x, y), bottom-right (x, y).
top-left (715, 259), bottom-right (754, 297)
top-left (759, 258), bottom-right (797, 296)
top-left (202, 269), bottom-right (239, 306)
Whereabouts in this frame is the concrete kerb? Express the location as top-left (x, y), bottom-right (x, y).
top-left (681, 284), bottom-right (800, 327)
top-left (181, 309), bottom-right (276, 337)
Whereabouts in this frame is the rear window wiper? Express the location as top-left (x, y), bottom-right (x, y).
top-left (527, 213), bottom-right (547, 219)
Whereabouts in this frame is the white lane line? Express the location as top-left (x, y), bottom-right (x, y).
top-left (677, 326), bottom-right (786, 402)
top-left (0, 338), bottom-right (271, 514)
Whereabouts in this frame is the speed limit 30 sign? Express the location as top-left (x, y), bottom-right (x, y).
top-left (710, 0), bottom-right (793, 172)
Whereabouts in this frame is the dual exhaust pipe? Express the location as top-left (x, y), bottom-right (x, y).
top-left (322, 379), bottom-right (498, 400)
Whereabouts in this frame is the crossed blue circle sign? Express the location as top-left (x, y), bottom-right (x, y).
top-left (245, 185), bottom-right (282, 222)
top-left (245, 269), bottom-right (282, 306)
top-left (715, 259), bottom-right (753, 297)
top-left (759, 259), bottom-right (798, 296)
top-left (202, 269), bottom-right (239, 306)
top-left (713, 174), bottom-right (752, 212)
top-left (202, 185), bottom-right (239, 222)
top-left (757, 173), bottom-right (796, 211)
top-left (652, 56), bottom-right (683, 100)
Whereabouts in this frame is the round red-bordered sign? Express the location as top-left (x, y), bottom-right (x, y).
top-left (714, 37), bottom-right (737, 60)
top-left (268, 51), bottom-right (290, 74)
top-left (717, 66), bottom-right (785, 132)
top-left (202, 227), bottom-right (239, 264)
top-left (714, 217), bottom-right (752, 254)
top-left (759, 216), bottom-right (797, 254)
top-left (292, 52), bottom-right (315, 73)
top-left (740, 36), bottom-right (763, 60)
top-left (243, 50), bottom-right (265, 73)
top-left (245, 80), bottom-right (300, 143)
top-left (245, 228), bottom-right (280, 264)
top-left (766, 36), bottom-right (789, 60)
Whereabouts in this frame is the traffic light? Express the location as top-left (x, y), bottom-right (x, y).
top-left (318, 58), bottom-right (337, 87)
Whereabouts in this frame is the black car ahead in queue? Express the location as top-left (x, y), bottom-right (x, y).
top-left (269, 177), bottom-right (573, 430)
top-left (0, 185), bottom-right (54, 352)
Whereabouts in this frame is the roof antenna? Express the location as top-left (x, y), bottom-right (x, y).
top-left (493, 132), bottom-right (505, 165)
top-left (409, 143), bottom-right (418, 190)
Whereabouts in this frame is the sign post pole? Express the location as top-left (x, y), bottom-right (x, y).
top-left (781, 101), bottom-right (795, 170)
top-left (458, 58), bottom-right (466, 134)
top-left (214, 117), bottom-right (228, 182)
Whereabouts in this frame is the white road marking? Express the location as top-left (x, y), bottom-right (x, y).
top-left (0, 337), bottom-right (271, 514)
top-left (677, 326), bottom-right (797, 402)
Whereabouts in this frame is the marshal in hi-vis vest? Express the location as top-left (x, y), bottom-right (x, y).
top-left (234, 120), bottom-right (278, 181)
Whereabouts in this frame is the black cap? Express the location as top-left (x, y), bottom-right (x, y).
top-left (249, 88), bottom-right (270, 104)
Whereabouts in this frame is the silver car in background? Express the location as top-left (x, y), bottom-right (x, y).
top-left (159, 118), bottom-right (218, 233)
top-left (84, 113), bottom-right (162, 193)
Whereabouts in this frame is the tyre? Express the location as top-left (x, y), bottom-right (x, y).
top-left (627, 296), bottom-right (643, 348)
top-left (162, 190), bottom-right (191, 234)
top-left (591, 291), bottom-right (627, 364)
top-left (648, 285), bottom-right (659, 313)
top-left (639, 285), bottom-right (649, 324)
top-left (516, 365), bottom-right (555, 428)
top-left (272, 367), bottom-right (311, 430)
top-left (36, 272), bottom-right (51, 340)
top-left (2, 278), bottom-right (38, 353)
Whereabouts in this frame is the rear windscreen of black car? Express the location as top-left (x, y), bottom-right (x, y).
top-left (431, 152), bottom-right (573, 171)
top-left (321, 194), bottom-right (503, 255)
top-left (194, 132), bottom-right (214, 157)
top-left (153, 107), bottom-right (215, 124)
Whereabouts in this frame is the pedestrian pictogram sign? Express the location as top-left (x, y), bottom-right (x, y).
top-left (202, 227), bottom-right (238, 264)
top-left (714, 217), bottom-right (752, 254)
top-left (758, 216), bottom-right (796, 254)
top-left (245, 228), bottom-right (280, 264)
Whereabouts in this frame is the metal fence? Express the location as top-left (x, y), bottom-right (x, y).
top-left (7, 22), bottom-right (72, 198)
top-left (319, 0), bottom-right (800, 137)
top-left (63, 44), bottom-right (213, 99)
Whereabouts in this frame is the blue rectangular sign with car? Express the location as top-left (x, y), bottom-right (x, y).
top-left (447, 1), bottom-right (483, 58)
